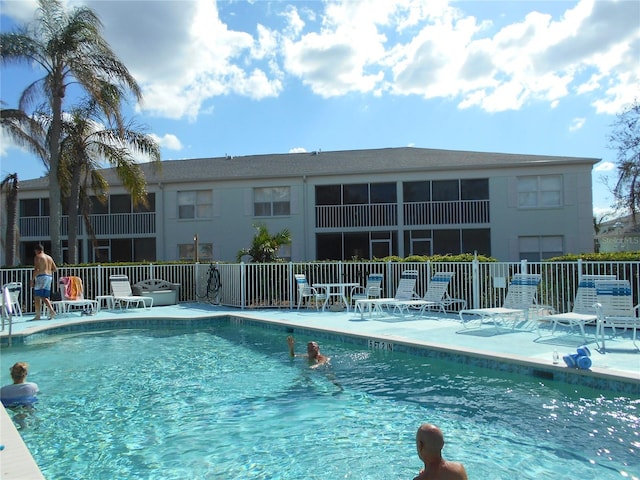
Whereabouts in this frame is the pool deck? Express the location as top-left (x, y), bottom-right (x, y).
top-left (1, 303), bottom-right (639, 479)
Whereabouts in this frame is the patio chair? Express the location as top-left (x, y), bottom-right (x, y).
top-left (56, 276), bottom-right (99, 315)
top-left (539, 274), bottom-right (615, 341)
top-left (354, 270), bottom-right (418, 318)
top-left (350, 273), bottom-right (383, 306)
top-left (109, 275), bottom-right (153, 309)
top-left (295, 274), bottom-right (327, 310)
top-left (389, 272), bottom-right (466, 315)
top-left (594, 279), bottom-right (639, 352)
top-left (1, 282), bottom-right (23, 318)
top-left (459, 273), bottom-right (541, 331)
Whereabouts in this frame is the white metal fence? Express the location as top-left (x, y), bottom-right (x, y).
top-left (2, 260), bottom-right (640, 315)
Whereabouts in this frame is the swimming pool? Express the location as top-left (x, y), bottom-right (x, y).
top-left (2, 321), bottom-right (638, 479)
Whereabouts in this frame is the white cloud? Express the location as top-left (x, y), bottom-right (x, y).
top-left (569, 117), bottom-right (586, 132)
top-left (6, 0), bottom-right (637, 119)
top-left (594, 161), bottom-right (615, 172)
top-left (150, 133), bottom-right (183, 151)
top-left (289, 147), bottom-right (307, 153)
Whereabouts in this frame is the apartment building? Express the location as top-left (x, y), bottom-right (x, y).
top-left (10, 147), bottom-right (598, 264)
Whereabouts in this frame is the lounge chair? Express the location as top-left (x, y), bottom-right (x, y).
top-left (295, 274), bottom-right (327, 310)
top-left (354, 270), bottom-right (418, 318)
top-left (110, 275), bottom-right (153, 309)
top-left (389, 272), bottom-right (466, 315)
top-left (539, 274), bottom-right (615, 341)
top-left (594, 279), bottom-right (639, 352)
top-left (56, 276), bottom-right (99, 314)
top-left (459, 273), bottom-right (542, 331)
top-left (350, 274), bottom-right (383, 306)
top-left (1, 282), bottom-right (23, 318)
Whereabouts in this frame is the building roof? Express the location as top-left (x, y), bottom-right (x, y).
top-left (19, 146), bottom-right (600, 189)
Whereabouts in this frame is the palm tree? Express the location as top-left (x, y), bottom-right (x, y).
top-left (59, 102), bottom-right (160, 263)
top-left (1, 173), bottom-right (20, 266)
top-left (236, 224), bottom-right (292, 263)
top-left (1, 0), bottom-right (142, 263)
top-left (1, 106), bottom-right (48, 266)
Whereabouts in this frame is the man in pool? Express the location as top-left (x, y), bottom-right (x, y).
top-left (414, 423), bottom-right (468, 480)
top-left (1, 362), bottom-right (39, 408)
top-left (31, 243), bottom-right (57, 320)
top-left (287, 336), bottom-right (329, 368)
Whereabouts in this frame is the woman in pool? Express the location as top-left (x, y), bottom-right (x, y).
top-left (287, 336), bottom-right (329, 368)
top-left (1, 362), bottom-right (39, 408)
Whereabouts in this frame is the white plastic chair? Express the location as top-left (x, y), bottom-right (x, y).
top-left (594, 279), bottom-right (639, 351)
top-left (350, 273), bottom-right (383, 305)
top-left (354, 270), bottom-right (418, 318)
top-left (295, 274), bottom-right (327, 310)
top-left (540, 274), bottom-right (615, 341)
top-left (2, 282), bottom-right (22, 317)
top-left (56, 276), bottom-right (99, 314)
top-left (110, 275), bottom-right (153, 309)
top-left (459, 273), bottom-right (541, 331)
top-left (390, 272), bottom-right (466, 315)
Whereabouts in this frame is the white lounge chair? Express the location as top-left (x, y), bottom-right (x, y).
top-left (110, 275), bottom-right (153, 309)
top-left (354, 270), bottom-right (418, 319)
top-left (1, 282), bottom-right (22, 318)
top-left (350, 273), bottom-right (383, 306)
top-left (56, 276), bottom-right (99, 314)
top-left (295, 274), bottom-right (327, 310)
top-left (539, 274), bottom-right (615, 341)
top-left (594, 279), bottom-right (639, 352)
top-left (459, 273), bottom-right (541, 331)
top-left (389, 272), bottom-right (466, 315)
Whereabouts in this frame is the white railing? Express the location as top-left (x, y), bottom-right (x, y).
top-left (315, 203), bottom-right (397, 228)
top-left (18, 213), bottom-right (156, 238)
top-left (404, 200), bottom-right (490, 225)
top-left (3, 260), bottom-right (640, 315)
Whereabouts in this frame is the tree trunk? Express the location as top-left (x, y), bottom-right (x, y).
top-left (49, 86), bottom-right (64, 264)
top-left (66, 163), bottom-right (83, 264)
top-left (3, 174), bottom-right (19, 266)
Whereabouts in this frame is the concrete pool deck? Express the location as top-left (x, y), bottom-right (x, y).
top-left (1, 303), bottom-right (639, 479)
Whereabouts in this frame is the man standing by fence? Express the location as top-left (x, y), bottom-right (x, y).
top-left (30, 244), bottom-right (57, 320)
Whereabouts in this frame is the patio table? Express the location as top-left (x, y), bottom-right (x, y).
top-left (312, 282), bottom-right (359, 312)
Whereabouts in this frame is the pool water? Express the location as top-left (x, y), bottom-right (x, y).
top-left (1, 324), bottom-right (638, 480)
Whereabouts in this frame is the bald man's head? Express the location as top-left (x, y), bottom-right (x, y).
top-left (416, 423), bottom-right (445, 461)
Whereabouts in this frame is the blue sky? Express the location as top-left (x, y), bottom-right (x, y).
top-left (1, 0), bottom-right (639, 218)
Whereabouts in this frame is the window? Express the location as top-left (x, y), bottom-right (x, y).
top-left (20, 198), bottom-right (49, 217)
top-left (432, 180), bottom-right (459, 201)
top-left (179, 243), bottom-right (213, 261)
top-left (517, 175), bottom-right (562, 208)
top-left (254, 187), bottom-right (291, 216)
top-left (111, 194), bottom-right (131, 214)
top-left (315, 185), bottom-right (341, 205)
top-left (370, 183), bottom-right (396, 203)
top-left (403, 181), bottom-right (430, 202)
top-left (178, 190), bottom-right (212, 219)
top-left (343, 184), bottom-right (368, 204)
top-left (277, 244), bottom-right (291, 261)
top-left (461, 179), bottom-right (489, 200)
top-left (519, 236), bottom-right (563, 261)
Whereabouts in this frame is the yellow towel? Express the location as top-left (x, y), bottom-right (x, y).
top-left (66, 276), bottom-right (83, 300)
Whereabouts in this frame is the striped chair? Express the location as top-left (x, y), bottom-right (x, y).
top-left (459, 273), bottom-right (541, 331)
top-left (594, 279), bottom-right (639, 352)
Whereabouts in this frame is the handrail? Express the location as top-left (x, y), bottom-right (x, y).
top-left (2, 285), bottom-right (14, 346)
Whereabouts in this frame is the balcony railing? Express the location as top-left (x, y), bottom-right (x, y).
top-left (404, 200), bottom-right (490, 225)
top-left (316, 203), bottom-right (397, 228)
top-left (18, 213), bottom-right (156, 238)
